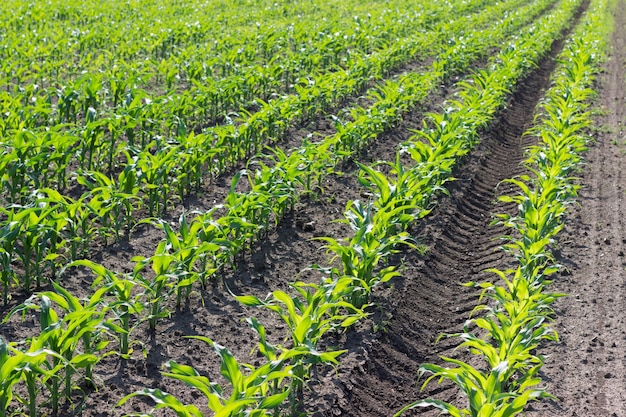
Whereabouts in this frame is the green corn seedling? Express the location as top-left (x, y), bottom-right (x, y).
top-left (395, 358), bottom-right (552, 417)
top-left (317, 200), bottom-right (422, 307)
top-left (0, 335), bottom-right (64, 417)
top-left (237, 277), bottom-right (366, 402)
top-left (69, 260), bottom-right (143, 357)
top-left (120, 337), bottom-right (293, 417)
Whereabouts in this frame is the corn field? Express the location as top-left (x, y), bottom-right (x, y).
top-left (0, 0), bottom-right (623, 416)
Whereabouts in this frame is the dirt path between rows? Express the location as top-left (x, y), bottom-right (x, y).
top-left (525, 1), bottom-right (626, 416)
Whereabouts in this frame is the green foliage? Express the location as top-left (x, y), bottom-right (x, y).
top-left (120, 338), bottom-right (293, 417)
top-left (3, 283), bottom-right (111, 412)
top-left (237, 277), bottom-right (366, 401)
top-left (68, 260), bottom-right (143, 357)
top-left (317, 200), bottom-right (422, 307)
top-left (397, 0), bottom-right (613, 414)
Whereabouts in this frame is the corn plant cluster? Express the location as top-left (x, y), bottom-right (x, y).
top-left (0, 0), bottom-right (541, 216)
top-left (0, 0), bottom-right (508, 211)
top-left (1, 282), bottom-right (120, 417)
top-left (398, 0), bottom-right (614, 415)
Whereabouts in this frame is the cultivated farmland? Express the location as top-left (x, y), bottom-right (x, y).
top-left (1, 0), bottom-right (625, 416)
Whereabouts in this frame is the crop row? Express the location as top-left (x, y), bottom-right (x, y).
top-left (399, 0), bottom-right (614, 415)
top-left (0, 0), bottom-right (554, 305)
top-left (0, 0), bottom-right (536, 211)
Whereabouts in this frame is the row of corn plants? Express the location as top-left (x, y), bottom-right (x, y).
top-left (397, 0), bottom-right (614, 415)
top-left (0, 0), bottom-right (550, 303)
top-left (0, 0), bottom-right (531, 212)
top-left (114, 1), bottom-right (587, 415)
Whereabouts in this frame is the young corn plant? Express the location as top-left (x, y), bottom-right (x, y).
top-left (316, 200), bottom-right (423, 307)
top-left (78, 167), bottom-right (142, 243)
top-left (357, 153), bottom-right (441, 226)
top-left (0, 236), bottom-right (17, 305)
top-left (59, 194), bottom-right (96, 261)
top-left (495, 174), bottom-right (570, 276)
top-left (0, 335), bottom-right (64, 417)
top-left (135, 142), bottom-right (180, 216)
top-left (3, 289), bottom-right (105, 413)
top-left (465, 270), bottom-right (562, 373)
top-left (184, 208), bottom-right (236, 282)
top-left (138, 212), bottom-right (222, 309)
top-left (32, 188), bottom-right (93, 264)
top-left (77, 116), bottom-right (108, 171)
top-left (41, 282), bottom-right (112, 387)
top-left (0, 194), bottom-right (66, 292)
top-left (246, 150), bottom-right (299, 235)
top-left (175, 132), bottom-right (214, 197)
top-left (236, 277), bottom-right (366, 404)
top-left (395, 357), bottom-right (552, 417)
top-left (131, 242), bottom-right (175, 331)
top-left (119, 337), bottom-right (293, 417)
top-left (68, 260), bottom-right (143, 357)
top-left (221, 172), bottom-right (263, 260)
